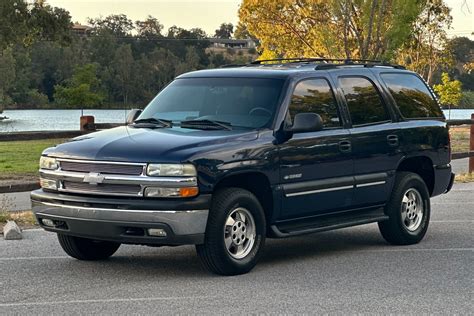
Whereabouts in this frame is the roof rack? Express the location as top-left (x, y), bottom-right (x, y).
top-left (249, 57), bottom-right (405, 70)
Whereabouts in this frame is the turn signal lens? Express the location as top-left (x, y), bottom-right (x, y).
top-left (144, 186), bottom-right (198, 198)
top-left (179, 187), bottom-right (199, 197)
top-left (39, 178), bottom-right (58, 190)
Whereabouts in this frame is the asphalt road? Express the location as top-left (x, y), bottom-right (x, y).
top-left (1, 184), bottom-right (473, 314)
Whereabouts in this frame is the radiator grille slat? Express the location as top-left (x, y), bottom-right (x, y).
top-left (60, 161), bottom-right (144, 175)
top-left (62, 181), bottom-right (142, 196)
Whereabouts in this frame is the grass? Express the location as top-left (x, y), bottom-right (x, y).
top-left (0, 138), bottom-right (67, 181)
top-left (449, 126), bottom-right (471, 153)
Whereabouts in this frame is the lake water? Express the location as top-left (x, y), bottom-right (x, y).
top-left (0, 108), bottom-right (473, 132)
top-left (0, 109), bottom-right (132, 133)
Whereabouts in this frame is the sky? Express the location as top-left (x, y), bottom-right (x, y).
top-left (46, 0), bottom-right (472, 39)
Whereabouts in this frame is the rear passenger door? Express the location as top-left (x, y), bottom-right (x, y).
top-left (333, 73), bottom-right (402, 208)
top-left (279, 78), bottom-right (353, 219)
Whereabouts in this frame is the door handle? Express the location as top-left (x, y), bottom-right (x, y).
top-left (339, 140), bottom-right (352, 153)
top-left (387, 135), bottom-right (399, 147)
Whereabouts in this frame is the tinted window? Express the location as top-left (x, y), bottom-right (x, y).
top-left (140, 78), bottom-right (284, 129)
top-left (381, 73), bottom-right (443, 118)
top-left (288, 79), bottom-right (340, 128)
top-left (339, 77), bottom-right (390, 125)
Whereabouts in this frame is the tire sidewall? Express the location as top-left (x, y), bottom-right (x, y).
top-left (210, 189), bottom-right (266, 270)
top-left (390, 174), bottom-right (431, 240)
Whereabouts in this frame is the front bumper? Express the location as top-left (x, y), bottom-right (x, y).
top-left (31, 189), bottom-right (211, 245)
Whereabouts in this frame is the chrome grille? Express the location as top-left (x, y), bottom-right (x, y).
top-left (62, 181), bottom-right (142, 196)
top-left (59, 160), bottom-right (144, 175)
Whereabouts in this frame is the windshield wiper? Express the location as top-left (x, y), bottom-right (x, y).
top-left (133, 118), bottom-right (173, 128)
top-left (180, 119), bottom-right (232, 131)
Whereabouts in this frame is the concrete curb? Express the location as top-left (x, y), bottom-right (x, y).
top-left (3, 221), bottom-right (23, 240)
top-left (0, 182), bottom-right (39, 194)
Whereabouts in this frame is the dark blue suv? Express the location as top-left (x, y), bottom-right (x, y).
top-left (31, 59), bottom-right (455, 275)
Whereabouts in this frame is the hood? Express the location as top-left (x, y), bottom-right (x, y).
top-left (44, 126), bottom-right (258, 163)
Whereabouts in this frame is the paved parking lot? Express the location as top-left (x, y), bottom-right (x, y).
top-left (1, 184), bottom-right (472, 314)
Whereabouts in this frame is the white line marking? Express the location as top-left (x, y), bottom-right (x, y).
top-left (0, 296), bottom-right (212, 308)
top-left (430, 220), bottom-right (473, 223)
top-left (0, 256), bottom-right (68, 261)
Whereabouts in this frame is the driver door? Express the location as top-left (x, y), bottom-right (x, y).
top-left (278, 78), bottom-right (354, 220)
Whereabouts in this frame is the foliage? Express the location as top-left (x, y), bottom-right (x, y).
top-left (459, 91), bottom-right (474, 108)
top-left (0, 0), bottom-right (71, 50)
top-left (88, 14), bottom-right (134, 37)
top-left (136, 15), bottom-right (164, 38)
top-left (433, 73), bottom-right (462, 106)
top-left (214, 23), bottom-right (234, 39)
top-left (396, 0), bottom-right (453, 84)
top-left (239, 0), bottom-right (423, 60)
top-left (54, 64), bottom-right (104, 108)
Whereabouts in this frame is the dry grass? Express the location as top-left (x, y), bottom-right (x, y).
top-left (455, 173), bottom-right (474, 183)
top-left (449, 126), bottom-right (471, 153)
top-left (0, 210), bottom-right (38, 233)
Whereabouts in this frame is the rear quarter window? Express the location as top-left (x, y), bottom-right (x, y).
top-left (380, 73), bottom-right (444, 119)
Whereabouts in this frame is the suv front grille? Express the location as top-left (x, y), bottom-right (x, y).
top-left (60, 160), bottom-right (144, 175)
top-left (62, 181), bottom-right (142, 196)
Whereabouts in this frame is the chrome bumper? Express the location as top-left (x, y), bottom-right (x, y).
top-left (31, 200), bottom-right (209, 244)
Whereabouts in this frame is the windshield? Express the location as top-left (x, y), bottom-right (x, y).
top-left (139, 78), bottom-right (285, 129)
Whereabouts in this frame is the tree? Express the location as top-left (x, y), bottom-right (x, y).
top-left (108, 44), bottom-right (135, 104)
top-left (214, 23), bottom-right (233, 39)
top-left (136, 16), bottom-right (163, 38)
top-left (0, 48), bottom-right (16, 109)
top-left (88, 14), bottom-right (134, 37)
top-left (54, 63), bottom-right (105, 108)
top-left (234, 21), bottom-right (255, 39)
top-left (433, 73), bottom-right (462, 107)
top-left (0, 0), bottom-right (71, 50)
top-left (238, 0), bottom-right (423, 60)
top-left (396, 0), bottom-right (453, 84)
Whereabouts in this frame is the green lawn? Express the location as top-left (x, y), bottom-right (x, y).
top-left (0, 139), bottom-right (67, 180)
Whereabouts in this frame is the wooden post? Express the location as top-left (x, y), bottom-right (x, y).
top-left (470, 113), bottom-right (474, 174)
top-left (80, 115), bottom-right (95, 131)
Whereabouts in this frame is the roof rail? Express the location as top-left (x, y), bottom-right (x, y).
top-left (250, 57), bottom-right (405, 70)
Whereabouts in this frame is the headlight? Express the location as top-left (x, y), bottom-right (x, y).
top-left (146, 164), bottom-right (196, 177)
top-left (39, 156), bottom-right (59, 170)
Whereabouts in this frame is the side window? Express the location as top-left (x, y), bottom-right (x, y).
top-left (339, 77), bottom-right (390, 126)
top-left (380, 73), bottom-right (444, 118)
top-left (288, 78), bottom-right (341, 129)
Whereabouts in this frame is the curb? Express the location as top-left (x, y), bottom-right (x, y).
top-left (0, 182), bottom-right (39, 194)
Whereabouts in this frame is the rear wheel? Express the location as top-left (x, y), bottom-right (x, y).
top-left (57, 234), bottom-right (120, 260)
top-left (378, 172), bottom-right (431, 245)
top-left (196, 188), bottom-right (266, 275)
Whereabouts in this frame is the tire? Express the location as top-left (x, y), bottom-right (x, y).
top-left (57, 234), bottom-right (120, 260)
top-left (196, 188), bottom-right (266, 276)
top-left (378, 172), bottom-right (431, 245)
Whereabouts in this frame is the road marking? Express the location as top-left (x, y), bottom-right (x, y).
top-left (430, 220), bottom-right (474, 223)
top-left (0, 296), bottom-right (213, 308)
top-left (0, 256), bottom-right (68, 261)
top-left (358, 248), bottom-right (473, 253)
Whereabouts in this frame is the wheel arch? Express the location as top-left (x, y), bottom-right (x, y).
top-left (396, 155), bottom-right (435, 195)
top-left (214, 171), bottom-right (275, 224)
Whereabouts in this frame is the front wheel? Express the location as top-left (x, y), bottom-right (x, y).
top-left (378, 172), bottom-right (431, 245)
top-left (57, 234), bottom-right (120, 260)
top-left (196, 188), bottom-right (266, 275)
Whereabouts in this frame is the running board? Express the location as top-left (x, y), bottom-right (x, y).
top-left (270, 208), bottom-right (388, 238)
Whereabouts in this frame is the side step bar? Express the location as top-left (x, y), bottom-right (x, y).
top-left (270, 207), bottom-right (388, 238)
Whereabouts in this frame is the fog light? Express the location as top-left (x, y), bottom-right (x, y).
top-left (148, 228), bottom-right (167, 237)
top-left (40, 178), bottom-right (58, 190)
top-left (41, 218), bottom-right (55, 227)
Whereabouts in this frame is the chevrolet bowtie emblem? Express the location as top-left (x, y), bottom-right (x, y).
top-left (83, 172), bottom-right (105, 185)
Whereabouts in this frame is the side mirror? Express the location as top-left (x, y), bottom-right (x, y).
top-left (289, 113), bottom-right (323, 133)
top-left (126, 109), bottom-right (142, 125)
